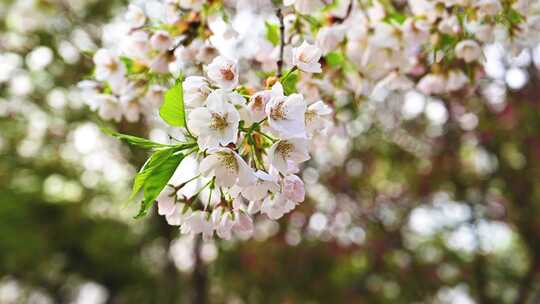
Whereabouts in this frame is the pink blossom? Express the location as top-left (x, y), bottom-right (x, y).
top-left (283, 175), bottom-right (305, 203)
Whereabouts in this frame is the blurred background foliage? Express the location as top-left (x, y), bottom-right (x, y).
top-left (2, 0), bottom-right (540, 303)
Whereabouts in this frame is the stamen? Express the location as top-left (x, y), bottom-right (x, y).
top-left (275, 141), bottom-right (293, 160)
top-left (252, 95), bottom-right (264, 111)
top-left (305, 109), bottom-right (316, 124)
top-left (220, 66), bottom-right (235, 81)
top-left (210, 112), bottom-right (229, 130)
top-left (270, 100), bottom-right (286, 120)
top-left (217, 151), bottom-right (238, 173)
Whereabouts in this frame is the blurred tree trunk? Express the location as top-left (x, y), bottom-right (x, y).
top-left (156, 210), bottom-right (183, 304)
top-left (192, 236), bottom-right (208, 304)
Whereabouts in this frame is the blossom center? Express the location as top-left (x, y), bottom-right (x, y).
top-left (298, 52), bottom-right (309, 63)
top-left (305, 109), bottom-right (316, 124)
top-left (217, 152), bottom-right (238, 172)
top-left (275, 141), bottom-right (293, 160)
top-left (270, 100), bottom-right (286, 120)
top-left (252, 95), bottom-right (264, 111)
top-left (106, 60), bottom-right (119, 72)
top-left (220, 67), bottom-right (235, 81)
top-left (210, 112), bottom-right (229, 130)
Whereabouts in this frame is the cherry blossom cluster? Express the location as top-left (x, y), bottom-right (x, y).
top-left (153, 50), bottom-right (331, 239)
top-left (313, 0), bottom-right (540, 99)
top-left (81, 0), bottom-right (540, 124)
top-left (78, 0), bottom-right (222, 123)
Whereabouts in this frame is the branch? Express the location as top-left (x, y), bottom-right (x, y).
top-left (276, 8), bottom-right (285, 77)
top-left (334, 0), bottom-right (353, 24)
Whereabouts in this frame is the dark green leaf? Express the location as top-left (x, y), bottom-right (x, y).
top-left (160, 79), bottom-right (186, 127)
top-left (265, 21), bottom-right (280, 46)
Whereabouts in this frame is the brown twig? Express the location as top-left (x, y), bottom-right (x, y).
top-left (276, 8), bottom-right (285, 77)
top-left (334, 0), bottom-right (353, 24)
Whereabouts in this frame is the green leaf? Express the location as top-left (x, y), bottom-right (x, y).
top-left (160, 79), bottom-right (186, 127)
top-left (132, 148), bottom-right (185, 218)
top-left (128, 148), bottom-right (174, 201)
top-left (300, 15), bottom-right (321, 29)
top-left (280, 69), bottom-right (299, 95)
top-left (384, 12), bottom-right (406, 25)
top-left (265, 21), bottom-right (280, 46)
top-left (101, 127), bottom-right (170, 149)
top-left (119, 56), bottom-right (134, 74)
top-left (325, 51), bottom-right (345, 68)
top-left (506, 9), bottom-right (524, 25)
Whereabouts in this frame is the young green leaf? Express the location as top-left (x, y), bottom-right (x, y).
top-left (160, 80), bottom-right (186, 127)
top-left (265, 21), bottom-right (280, 46)
top-left (325, 51), bottom-right (345, 68)
top-left (101, 127), bottom-right (170, 149)
top-left (132, 148), bottom-right (185, 218)
top-left (280, 69), bottom-right (299, 95)
top-left (384, 12), bottom-right (406, 25)
top-left (128, 148), bottom-right (174, 202)
top-left (119, 56), bottom-right (134, 74)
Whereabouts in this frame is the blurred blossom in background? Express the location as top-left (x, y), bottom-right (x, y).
top-left (2, 0), bottom-right (540, 304)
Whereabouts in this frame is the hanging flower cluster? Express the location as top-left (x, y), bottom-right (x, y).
top-left (105, 48), bottom-right (331, 240)
top-left (150, 52), bottom-right (331, 240)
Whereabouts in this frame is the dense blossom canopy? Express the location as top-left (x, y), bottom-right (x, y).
top-left (82, 0), bottom-right (540, 241)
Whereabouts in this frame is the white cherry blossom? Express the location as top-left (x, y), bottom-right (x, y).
top-left (475, 0), bottom-right (503, 16)
top-left (260, 193), bottom-right (296, 220)
top-left (284, 0), bottom-right (324, 14)
top-left (206, 56), bottom-right (239, 90)
top-left (183, 76), bottom-right (212, 108)
top-left (316, 25), bottom-right (345, 55)
top-left (248, 90), bottom-right (273, 122)
top-left (268, 138), bottom-right (310, 174)
top-left (165, 204), bottom-right (192, 226)
top-left (265, 82), bottom-right (307, 138)
top-left (233, 211), bottom-right (254, 235)
top-left (187, 93), bottom-right (241, 150)
top-left (305, 100), bottom-right (332, 135)
top-left (150, 31), bottom-right (173, 52)
top-left (199, 148), bottom-right (256, 188)
top-left (417, 74), bottom-right (447, 96)
top-left (96, 94), bottom-right (123, 122)
top-left (292, 41), bottom-right (322, 73)
top-left (181, 211), bottom-right (214, 240)
top-left (283, 174), bottom-right (305, 203)
top-left (124, 4), bottom-right (146, 29)
top-left (455, 40), bottom-right (482, 63)
top-left (179, 0), bottom-right (205, 11)
top-left (241, 170), bottom-right (280, 202)
top-left (121, 31), bottom-right (150, 62)
top-left (93, 49), bottom-right (126, 93)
